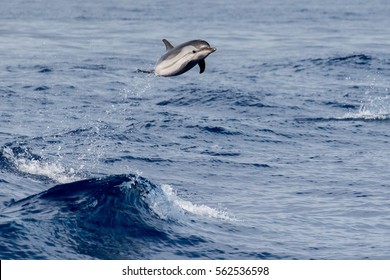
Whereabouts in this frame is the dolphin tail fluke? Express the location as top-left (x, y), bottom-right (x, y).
top-left (162, 39), bottom-right (174, 50)
top-left (198, 59), bottom-right (206, 74)
top-left (137, 69), bottom-right (155, 75)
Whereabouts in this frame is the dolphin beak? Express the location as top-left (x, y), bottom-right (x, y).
top-left (202, 47), bottom-right (216, 53)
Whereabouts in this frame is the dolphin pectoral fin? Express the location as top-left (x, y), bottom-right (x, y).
top-left (198, 59), bottom-right (206, 74)
top-left (162, 39), bottom-right (174, 50)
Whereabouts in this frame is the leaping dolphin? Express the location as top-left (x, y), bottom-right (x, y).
top-left (154, 39), bottom-right (217, 77)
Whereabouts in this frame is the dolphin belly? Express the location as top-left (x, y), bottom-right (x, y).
top-left (155, 59), bottom-right (197, 77)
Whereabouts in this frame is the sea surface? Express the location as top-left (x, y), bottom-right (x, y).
top-left (1, 0), bottom-right (390, 259)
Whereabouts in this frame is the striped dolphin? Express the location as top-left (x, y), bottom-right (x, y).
top-left (154, 39), bottom-right (217, 77)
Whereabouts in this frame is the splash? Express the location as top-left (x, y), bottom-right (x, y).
top-left (2, 146), bottom-right (82, 184)
top-left (341, 73), bottom-right (390, 120)
top-left (343, 93), bottom-right (390, 120)
top-left (120, 74), bottom-right (154, 100)
top-left (144, 183), bottom-right (236, 221)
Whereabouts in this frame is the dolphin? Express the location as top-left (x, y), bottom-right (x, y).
top-left (154, 39), bottom-right (216, 77)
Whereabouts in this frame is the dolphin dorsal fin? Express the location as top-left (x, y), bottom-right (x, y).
top-left (162, 39), bottom-right (174, 51)
top-left (198, 59), bottom-right (206, 74)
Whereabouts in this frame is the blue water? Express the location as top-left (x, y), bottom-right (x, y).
top-left (1, 0), bottom-right (390, 259)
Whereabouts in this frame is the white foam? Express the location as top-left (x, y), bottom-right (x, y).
top-left (342, 110), bottom-right (390, 120)
top-left (145, 184), bottom-right (236, 222)
top-left (3, 147), bottom-right (82, 184)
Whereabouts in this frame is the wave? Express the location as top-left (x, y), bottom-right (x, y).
top-left (307, 54), bottom-right (374, 67)
top-left (157, 184), bottom-right (234, 221)
top-left (296, 90), bottom-right (390, 122)
top-left (296, 113), bottom-right (390, 123)
top-left (339, 114), bottom-right (390, 121)
top-left (1, 144), bottom-right (234, 222)
top-left (5, 173), bottom-right (235, 223)
top-left (260, 53), bottom-right (389, 75)
top-left (1, 174), bottom-right (166, 259)
top-left (1, 145), bottom-right (82, 184)
top-left (1, 173), bottom-right (234, 259)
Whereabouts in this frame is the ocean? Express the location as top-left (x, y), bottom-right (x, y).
top-left (1, 0), bottom-right (390, 259)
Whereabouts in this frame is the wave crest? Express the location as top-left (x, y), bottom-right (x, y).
top-left (1, 145), bottom-right (82, 184)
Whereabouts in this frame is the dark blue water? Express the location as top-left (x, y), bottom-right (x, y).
top-left (1, 0), bottom-right (390, 259)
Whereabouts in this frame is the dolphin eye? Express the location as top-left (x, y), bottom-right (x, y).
top-left (192, 50), bottom-right (196, 53)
